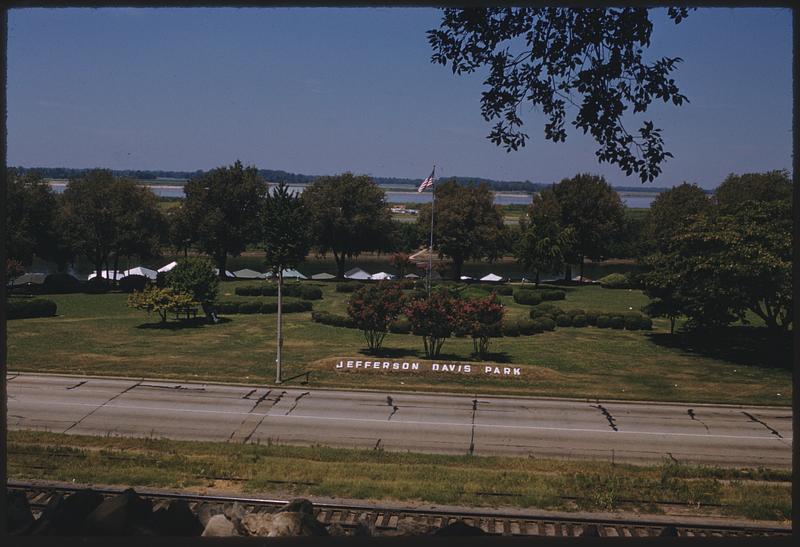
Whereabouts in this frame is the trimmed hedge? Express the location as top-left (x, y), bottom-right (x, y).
top-left (596, 315), bottom-right (611, 328)
top-left (494, 285), bottom-right (513, 296)
top-left (235, 284), bottom-right (322, 300)
top-left (529, 303), bottom-right (563, 319)
top-left (217, 299), bottom-right (312, 315)
top-left (540, 289), bottom-right (566, 301)
top-left (555, 314), bottom-right (572, 327)
top-left (7, 298), bottom-right (58, 319)
top-left (572, 314), bottom-right (587, 327)
top-left (534, 317), bottom-right (556, 331)
top-left (501, 320), bottom-right (520, 337)
top-left (311, 311), bottom-right (356, 328)
top-left (388, 317), bottom-right (412, 334)
top-left (517, 318), bottom-right (538, 335)
top-left (335, 282), bottom-right (363, 293)
top-left (84, 278), bottom-right (111, 294)
top-left (513, 290), bottom-right (543, 306)
top-left (609, 316), bottom-right (625, 329)
top-left (118, 275), bottom-right (149, 293)
top-left (585, 310), bottom-right (601, 326)
top-left (599, 273), bottom-right (633, 289)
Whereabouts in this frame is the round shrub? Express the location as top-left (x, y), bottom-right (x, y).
top-left (565, 308), bottom-right (586, 318)
top-left (517, 318), bottom-right (538, 335)
top-left (529, 303), bottom-right (562, 319)
top-left (599, 272), bottom-right (631, 289)
top-left (84, 278), bottom-right (111, 294)
top-left (555, 314), bottom-right (572, 327)
top-left (118, 275), bottom-right (148, 293)
top-left (540, 289), bottom-right (566, 301)
top-left (388, 317), bottom-right (412, 334)
top-left (571, 314), bottom-right (587, 327)
top-left (311, 311), bottom-right (356, 328)
top-left (513, 289), bottom-right (543, 306)
top-left (495, 285), bottom-right (513, 296)
top-left (501, 320), bottom-right (520, 337)
top-left (596, 315), bottom-right (611, 328)
top-left (609, 315), bottom-right (625, 329)
top-left (42, 273), bottom-right (81, 294)
top-left (624, 312), bottom-right (642, 331)
top-left (299, 285), bottom-right (323, 300)
top-left (535, 317), bottom-right (556, 331)
top-left (640, 316), bottom-right (653, 330)
top-left (585, 310), bottom-right (601, 326)
top-left (259, 301), bottom-right (278, 313)
top-left (6, 298), bottom-right (58, 319)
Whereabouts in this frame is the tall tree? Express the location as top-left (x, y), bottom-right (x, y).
top-left (302, 173), bottom-right (393, 278)
top-left (552, 174), bottom-right (625, 280)
top-left (644, 182), bottom-right (710, 254)
top-left (515, 188), bottom-right (574, 285)
top-left (59, 170), bottom-right (163, 280)
top-left (262, 181), bottom-right (312, 383)
top-left (182, 160), bottom-right (267, 278)
top-left (713, 170), bottom-right (792, 209)
top-left (417, 179), bottom-right (508, 280)
top-left (428, 7), bottom-right (691, 182)
top-left (5, 168), bottom-right (66, 267)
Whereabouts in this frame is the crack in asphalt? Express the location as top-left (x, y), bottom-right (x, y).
top-left (248, 389), bottom-right (273, 413)
top-left (242, 390), bottom-right (287, 444)
top-left (138, 384), bottom-right (206, 392)
top-left (687, 409), bottom-right (710, 434)
top-left (742, 411), bottom-right (783, 439)
top-left (63, 380), bottom-right (142, 434)
top-left (468, 397), bottom-right (478, 455)
top-left (66, 380), bottom-right (87, 390)
top-left (242, 389), bottom-right (257, 399)
top-left (592, 402), bottom-right (618, 432)
top-left (285, 392), bottom-right (310, 415)
top-left (7, 374), bottom-right (19, 382)
top-left (667, 452), bottom-right (679, 464)
top-left (374, 438), bottom-right (382, 451)
top-left (386, 396), bottom-right (399, 421)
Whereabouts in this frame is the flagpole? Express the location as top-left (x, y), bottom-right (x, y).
top-left (427, 165), bottom-right (436, 297)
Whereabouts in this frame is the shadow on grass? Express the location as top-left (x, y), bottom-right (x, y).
top-left (646, 327), bottom-right (792, 370)
top-left (135, 317), bottom-right (233, 330)
top-left (361, 347), bottom-right (419, 359)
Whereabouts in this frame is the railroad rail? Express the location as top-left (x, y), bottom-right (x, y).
top-left (8, 480), bottom-right (791, 538)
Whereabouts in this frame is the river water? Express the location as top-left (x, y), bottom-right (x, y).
top-left (48, 182), bottom-right (655, 208)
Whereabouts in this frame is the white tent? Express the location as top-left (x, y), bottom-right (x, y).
top-left (283, 268), bottom-right (308, 280)
top-left (344, 267), bottom-right (371, 280)
top-left (404, 273), bottom-right (420, 279)
top-left (370, 272), bottom-right (395, 281)
top-left (87, 270), bottom-right (127, 281)
top-left (124, 266), bottom-right (158, 280)
top-left (157, 261), bottom-right (178, 273)
top-left (8, 272), bottom-right (47, 285)
top-left (233, 268), bottom-right (267, 279)
top-left (480, 273), bottom-right (504, 282)
top-left (311, 272), bottom-right (336, 280)
top-left (459, 275), bottom-right (474, 281)
top-left (213, 268), bottom-right (237, 278)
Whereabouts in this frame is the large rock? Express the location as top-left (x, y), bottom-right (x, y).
top-left (82, 488), bottom-right (153, 535)
top-left (241, 511), bottom-right (328, 537)
top-left (150, 500), bottom-right (203, 536)
top-left (202, 514), bottom-right (239, 537)
top-left (194, 502), bottom-right (224, 528)
top-left (433, 519), bottom-right (486, 536)
top-left (51, 489), bottom-right (105, 535)
top-left (7, 490), bottom-right (35, 535)
top-left (278, 498), bottom-right (314, 515)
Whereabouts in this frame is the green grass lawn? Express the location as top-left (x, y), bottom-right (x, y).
top-left (7, 281), bottom-right (791, 406)
top-left (7, 430), bottom-right (791, 522)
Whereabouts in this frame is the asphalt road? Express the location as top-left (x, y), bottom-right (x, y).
top-left (7, 373), bottom-right (792, 468)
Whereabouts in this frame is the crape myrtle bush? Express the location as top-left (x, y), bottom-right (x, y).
top-left (311, 311), bottom-right (356, 328)
top-left (217, 299), bottom-right (312, 315)
top-left (388, 317), bottom-right (412, 334)
top-left (41, 273), bottom-right (81, 294)
top-left (347, 283), bottom-right (406, 351)
top-left (6, 298), bottom-right (58, 319)
top-left (235, 284), bottom-right (322, 300)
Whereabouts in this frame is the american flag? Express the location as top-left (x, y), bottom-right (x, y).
top-left (417, 166), bottom-right (435, 192)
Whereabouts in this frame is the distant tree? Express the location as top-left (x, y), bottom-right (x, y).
top-left (127, 286), bottom-right (197, 325)
top-left (262, 181), bottom-right (312, 382)
top-left (428, 8), bottom-right (691, 182)
top-left (166, 205), bottom-right (194, 257)
top-left (5, 168), bottom-right (64, 266)
top-left (417, 179), bottom-right (508, 279)
top-left (182, 160), bottom-right (267, 278)
top-left (641, 255), bottom-right (688, 334)
top-left (6, 259), bottom-right (25, 288)
top-left (347, 283), bottom-right (406, 352)
top-left (390, 221), bottom-right (424, 253)
top-left (644, 182), bottom-right (710, 253)
top-left (713, 170), bottom-right (792, 209)
top-left (405, 289), bottom-right (461, 358)
top-left (389, 252), bottom-right (412, 277)
top-left (515, 188), bottom-right (575, 285)
top-left (457, 292), bottom-right (504, 358)
top-left (552, 174), bottom-right (625, 280)
top-left (302, 173), bottom-right (393, 278)
top-left (59, 170), bottom-right (164, 280)
top-left (165, 257), bottom-right (219, 322)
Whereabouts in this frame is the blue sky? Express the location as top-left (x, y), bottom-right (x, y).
top-left (6, 7), bottom-right (793, 189)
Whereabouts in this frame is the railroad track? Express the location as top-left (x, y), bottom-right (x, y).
top-left (8, 480), bottom-right (790, 538)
